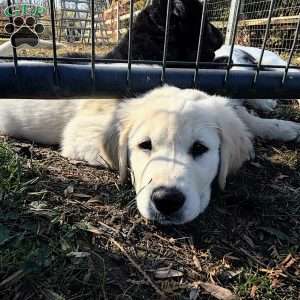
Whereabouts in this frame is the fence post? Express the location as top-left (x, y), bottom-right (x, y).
top-left (225, 0), bottom-right (244, 45)
top-left (116, 0), bottom-right (119, 42)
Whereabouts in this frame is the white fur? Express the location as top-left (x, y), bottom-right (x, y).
top-left (215, 45), bottom-right (294, 70)
top-left (0, 99), bottom-right (79, 144)
top-left (1, 86), bottom-right (300, 224)
top-left (215, 45), bottom-right (300, 111)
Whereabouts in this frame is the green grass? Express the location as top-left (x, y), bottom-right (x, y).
top-left (237, 273), bottom-right (279, 299)
top-left (0, 143), bottom-right (31, 199)
top-left (0, 143), bottom-right (110, 299)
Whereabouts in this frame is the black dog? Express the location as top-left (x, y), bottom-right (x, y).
top-left (104, 0), bottom-right (223, 62)
top-left (67, 0), bottom-right (223, 63)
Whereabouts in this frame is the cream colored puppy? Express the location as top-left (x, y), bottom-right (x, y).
top-left (1, 86), bottom-right (300, 224)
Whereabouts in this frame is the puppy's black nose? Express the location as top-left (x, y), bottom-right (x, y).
top-left (151, 186), bottom-right (185, 216)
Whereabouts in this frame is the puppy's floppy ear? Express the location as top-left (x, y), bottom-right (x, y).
top-left (118, 120), bottom-right (131, 184)
top-left (117, 97), bottom-right (142, 184)
top-left (216, 101), bottom-right (254, 190)
top-left (205, 23), bottom-right (224, 51)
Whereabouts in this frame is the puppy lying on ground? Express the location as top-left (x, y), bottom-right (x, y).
top-left (1, 86), bottom-right (300, 224)
top-left (0, 0), bottom-right (299, 224)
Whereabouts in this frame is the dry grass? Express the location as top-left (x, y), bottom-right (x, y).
top-left (18, 43), bottom-right (114, 59)
top-left (1, 102), bottom-right (300, 300)
top-left (1, 37), bottom-right (300, 66)
top-left (0, 38), bottom-right (113, 58)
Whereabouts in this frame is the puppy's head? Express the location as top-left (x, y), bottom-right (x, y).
top-left (118, 86), bottom-right (253, 224)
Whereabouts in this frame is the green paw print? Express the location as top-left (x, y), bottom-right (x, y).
top-left (5, 16), bottom-right (44, 48)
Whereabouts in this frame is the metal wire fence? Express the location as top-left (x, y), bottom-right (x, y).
top-left (207, 0), bottom-right (300, 55)
top-left (0, 0), bottom-right (299, 99)
top-left (242, 0), bottom-right (300, 19)
top-left (207, 0), bottom-right (230, 36)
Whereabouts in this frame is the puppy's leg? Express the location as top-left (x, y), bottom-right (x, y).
top-left (61, 114), bottom-right (116, 169)
top-left (235, 106), bottom-right (300, 142)
top-left (243, 99), bottom-right (277, 112)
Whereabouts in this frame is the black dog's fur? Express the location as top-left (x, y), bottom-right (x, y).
top-left (68, 0), bottom-right (223, 62)
top-left (104, 0), bottom-right (223, 62)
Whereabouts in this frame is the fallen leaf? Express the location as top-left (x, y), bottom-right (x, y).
top-left (27, 190), bottom-right (48, 196)
top-left (197, 281), bottom-right (237, 300)
top-left (29, 201), bottom-right (48, 210)
top-left (279, 254), bottom-right (296, 270)
top-left (64, 185), bottom-right (74, 197)
top-left (169, 237), bottom-right (176, 244)
top-left (250, 285), bottom-right (257, 298)
top-left (271, 278), bottom-right (284, 288)
top-left (87, 196), bottom-right (104, 204)
top-left (69, 159), bottom-right (84, 165)
top-left (73, 193), bottom-right (91, 199)
top-left (193, 255), bottom-right (202, 272)
top-left (67, 251), bottom-right (90, 258)
top-left (283, 257), bottom-right (296, 270)
top-left (223, 270), bottom-right (243, 280)
top-left (280, 254), bottom-right (292, 266)
top-left (154, 267), bottom-right (183, 279)
top-left (275, 174), bottom-right (289, 180)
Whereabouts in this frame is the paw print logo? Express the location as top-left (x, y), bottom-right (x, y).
top-left (5, 16), bottom-right (44, 48)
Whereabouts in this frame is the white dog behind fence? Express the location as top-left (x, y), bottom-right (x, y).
top-left (215, 45), bottom-right (300, 110)
top-left (1, 86), bottom-right (300, 224)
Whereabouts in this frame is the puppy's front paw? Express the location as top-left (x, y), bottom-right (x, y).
top-left (275, 120), bottom-right (300, 142)
top-left (247, 99), bottom-right (277, 112)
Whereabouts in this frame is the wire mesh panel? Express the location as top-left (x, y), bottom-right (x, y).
top-left (242, 0), bottom-right (300, 19)
top-left (240, 0), bottom-right (300, 54)
top-left (0, 0), bottom-right (299, 99)
top-left (207, 0), bottom-right (230, 36)
top-left (208, 0), bottom-right (300, 57)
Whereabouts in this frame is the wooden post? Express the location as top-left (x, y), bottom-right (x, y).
top-left (225, 0), bottom-right (244, 45)
top-left (116, 0), bottom-right (119, 42)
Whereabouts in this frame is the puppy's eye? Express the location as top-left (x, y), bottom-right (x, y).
top-left (189, 141), bottom-right (208, 158)
top-left (138, 140), bottom-right (152, 151)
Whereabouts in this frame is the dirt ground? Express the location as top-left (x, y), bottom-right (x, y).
top-left (0, 102), bottom-right (299, 300)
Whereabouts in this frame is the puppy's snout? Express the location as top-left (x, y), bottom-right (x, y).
top-left (151, 186), bottom-right (185, 216)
